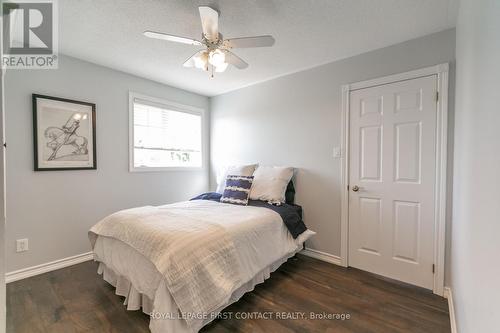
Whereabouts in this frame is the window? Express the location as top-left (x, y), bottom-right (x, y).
top-left (129, 93), bottom-right (203, 171)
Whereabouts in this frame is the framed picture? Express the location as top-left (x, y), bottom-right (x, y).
top-left (33, 94), bottom-right (96, 171)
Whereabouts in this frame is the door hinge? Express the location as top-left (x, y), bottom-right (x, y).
top-left (347, 185), bottom-right (349, 191)
top-left (432, 264), bottom-right (435, 274)
top-left (3, 142), bottom-right (6, 148)
top-left (436, 91), bottom-right (439, 102)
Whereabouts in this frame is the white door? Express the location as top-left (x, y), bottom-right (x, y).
top-left (348, 75), bottom-right (437, 289)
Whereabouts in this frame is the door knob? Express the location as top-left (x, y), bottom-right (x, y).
top-left (352, 185), bottom-right (360, 192)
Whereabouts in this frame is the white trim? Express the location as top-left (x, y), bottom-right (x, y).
top-left (5, 252), bottom-right (94, 283)
top-left (339, 63), bottom-right (449, 295)
top-left (349, 64), bottom-right (449, 91)
top-left (444, 287), bottom-right (457, 333)
top-left (128, 91), bottom-right (207, 173)
top-left (339, 84), bottom-right (350, 267)
top-left (433, 66), bottom-right (449, 296)
top-left (301, 248), bottom-right (342, 266)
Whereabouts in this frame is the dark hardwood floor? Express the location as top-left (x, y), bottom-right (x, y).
top-left (7, 254), bottom-right (450, 333)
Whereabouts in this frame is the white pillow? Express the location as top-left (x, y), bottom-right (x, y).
top-left (216, 164), bottom-right (258, 193)
top-left (249, 166), bottom-right (294, 204)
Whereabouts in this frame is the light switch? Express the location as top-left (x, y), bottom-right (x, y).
top-left (333, 147), bottom-right (342, 158)
top-left (16, 238), bottom-right (29, 252)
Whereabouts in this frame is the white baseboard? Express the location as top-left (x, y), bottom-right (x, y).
top-left (5, 252), bottom-right (94, 283)
top-left (300, 248), bottom-right (342, 266)
top-left (444, 286), bottom-right (457, 333)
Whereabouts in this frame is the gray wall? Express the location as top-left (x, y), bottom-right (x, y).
top-left (5, 55), bottom-right (209, 272)
top-left (211, 29), bottom-right (455, 278)
top-left (451, 0), bottom-right (500, 331)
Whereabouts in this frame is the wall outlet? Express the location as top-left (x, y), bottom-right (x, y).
top-left (16, 238), bottom-right (29, 252)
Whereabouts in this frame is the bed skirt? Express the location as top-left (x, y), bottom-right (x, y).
top-left (95, 249), bottom-right (299, 333)
top-left (98, 262), bottom-right (155, 314)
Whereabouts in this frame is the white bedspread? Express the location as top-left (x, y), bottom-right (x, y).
top-left (90, 200), bottom-right (313, 332)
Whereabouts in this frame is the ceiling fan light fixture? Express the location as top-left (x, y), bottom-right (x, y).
top-left (215, 62), bottom-right (228, 73)
top-left (144, 6), bottom-right (274, 76)
top-left (193, 51), bottom-right (209, 70)
top-left (208, 49), bottom-right (226, 67)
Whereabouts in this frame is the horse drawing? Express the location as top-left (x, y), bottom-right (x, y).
top-left (44, 114), bottom-right (89, 161)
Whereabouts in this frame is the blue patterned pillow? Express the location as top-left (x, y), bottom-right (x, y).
top-left (220, 175), bottom-right (254, 205)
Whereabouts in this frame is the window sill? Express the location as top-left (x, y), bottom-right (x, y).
top-left (130, 166), bottom-right (205, 173)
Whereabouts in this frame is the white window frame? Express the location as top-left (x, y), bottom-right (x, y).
top-left (129, 91), bottom-right (206, 172)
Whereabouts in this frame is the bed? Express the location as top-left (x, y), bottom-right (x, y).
top-left (89, 192), bottom-right (314, 333)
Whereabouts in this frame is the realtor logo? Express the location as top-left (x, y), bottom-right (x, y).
top-left (2, 0), bottom-right (58, 69)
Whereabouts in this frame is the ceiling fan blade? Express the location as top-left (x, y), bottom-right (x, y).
top-left (183, 50), bottom-right (205, 68)
top-left (143, 31), bottom-right (202, 46)
top-left (224, 51), bottom-right (248, 69)
top-left (198, 6), bottom-right (219, 41)
top-left (224, 35), bottom-right (275, 49)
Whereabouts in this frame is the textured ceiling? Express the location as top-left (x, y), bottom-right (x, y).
top-left (59, 0), bottom-right (458, 96)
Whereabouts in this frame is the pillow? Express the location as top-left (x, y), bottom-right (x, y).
top-left (220, 175), bottom-right (254, 206)
top-left (216, 164), bottom-right (258, 193)
top-left (249, 166), bottom-right (294, 204)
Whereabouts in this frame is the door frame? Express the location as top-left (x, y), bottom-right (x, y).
top-left (339, 63), bottom-right (449, 296)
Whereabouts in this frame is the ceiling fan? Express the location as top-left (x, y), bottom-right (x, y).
top-left (143, 6), bottom-right (275, 76)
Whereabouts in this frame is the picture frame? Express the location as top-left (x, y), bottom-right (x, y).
top-left (33, 94), bottom-right (97, 171)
